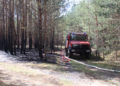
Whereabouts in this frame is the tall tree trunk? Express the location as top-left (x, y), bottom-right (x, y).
top-left (37, 0), bottom-right (43, 59)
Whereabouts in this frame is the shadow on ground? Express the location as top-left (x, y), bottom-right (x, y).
top-left (70, 54), bottom-right (104, 61)
top-left (0, 73), bottom-right (19, 86)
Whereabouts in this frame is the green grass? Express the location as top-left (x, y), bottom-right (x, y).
top-left (69, 60), bottom-right (98, 75)
top-left (86, 60), bottom-right (120, 70)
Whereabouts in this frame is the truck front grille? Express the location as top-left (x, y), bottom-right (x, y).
top-left (72, 45), bottom-right (90, 50)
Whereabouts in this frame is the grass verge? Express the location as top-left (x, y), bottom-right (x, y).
top-left (86, 60), bottom-right (120, 70)
top-left (69, 60), bottom-right (97, 75)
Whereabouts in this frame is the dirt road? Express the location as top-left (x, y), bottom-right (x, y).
top-left (0, 51), bottom-right (119, 86)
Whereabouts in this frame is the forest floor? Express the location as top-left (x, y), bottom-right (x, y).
top-left (0, 50), bottom-right (120, 86)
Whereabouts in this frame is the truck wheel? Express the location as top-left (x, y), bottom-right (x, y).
top-left (65, 49), bottom-right (68, 56)
top-left (85, 53), bottom-right (91, 59)
top-left (68, 50), bottom-right (73, 58)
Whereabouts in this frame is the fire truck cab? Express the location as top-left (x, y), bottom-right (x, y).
top-left (65, 32), bottom-right (91, 59)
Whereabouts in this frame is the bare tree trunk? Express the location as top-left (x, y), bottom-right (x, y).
top-left (37, 0), bottom-right (43, 59)
top-left (16, 4), bottom-right (20, 49)
top-left (29, 32), bottom-right (32, 50)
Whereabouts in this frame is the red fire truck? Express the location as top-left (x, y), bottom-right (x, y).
top-left (65, 32), bottom-right (91, 59)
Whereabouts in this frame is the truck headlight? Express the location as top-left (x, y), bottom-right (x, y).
top-left (86, 50), bottom-right (90, 52)
top-left (71, 49), bottom-right (75, 52)
top-left (72, 44), bottom-right (79, 47)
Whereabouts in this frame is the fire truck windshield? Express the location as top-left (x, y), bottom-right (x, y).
top-left (71, 34), bottom-right (88, 41)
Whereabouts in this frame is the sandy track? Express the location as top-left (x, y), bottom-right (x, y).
top-left (0, 62), bottom-right (63, 86)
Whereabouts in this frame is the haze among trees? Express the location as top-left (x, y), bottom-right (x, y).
top-left (0, 0), bottom-right (119, 60)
